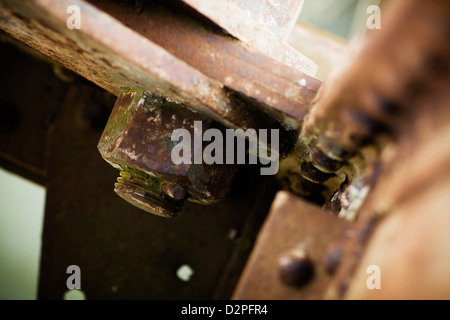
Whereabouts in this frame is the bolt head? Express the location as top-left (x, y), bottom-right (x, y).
top-left (278, 248), bottom-right (314, 287)
top-left (98, 91), bottom-right (239, 213)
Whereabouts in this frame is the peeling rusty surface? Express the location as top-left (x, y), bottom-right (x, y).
top-left (98, 90), bottom-right (240, 217)
top-left (289, 0), bottom-right (450, 221)
top-left (89, 0), bottom-right (321, 129)
top-left (323, 215), bottom-right (381, 299)
top-left (301, 0), bottom-right (450, 172)
top-left (342, 50), bottom-right (450, 299)
top-left (0, 0), bottom-right (320, 142)
top-left (0, 0), bottom-right (231, 127)
top-left (180, 0), bottom-right (317, 76)
top-left (300, 0), bottom-right (450, 299)
top-left (3, 0), bottom-right (450, 301)
top-left (0, 36), bottom-right (281, 299)
top-left (99, 91), bottom-right (207, 181)
top-left (40, 79), bottom-right (280, 299)
top-left (232, 191), bottom-right (351, 300)
top-left (346, 169), bottom-right (450, 299)
top-left (0, 39), bottom-right (68, 184)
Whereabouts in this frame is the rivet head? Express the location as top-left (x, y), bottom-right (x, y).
top-left (278, 248), bottom-right (314, 287)
top-left (324, 249), bottom-right (342, 275)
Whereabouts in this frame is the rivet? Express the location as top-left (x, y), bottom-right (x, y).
top-left (278, 248), bottom-right (314, 287)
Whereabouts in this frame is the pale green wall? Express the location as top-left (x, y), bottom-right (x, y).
top-left (0, 168), bottom-right (46, 299)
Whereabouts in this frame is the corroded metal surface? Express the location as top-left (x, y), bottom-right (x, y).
top-left (323, 215), bottom-right (381, 299)
top-left (89, 0), bottom-right (321, 130)
top-left (98, 91), bottom-right (239, 217)
top-left (0, 0), bottom-right (320, 139)
top-left (301, 0), bottom-right (450, 168)
top-left (232, 191), bottom-right (351, 300)
top-left (0, 33), bottom-right (279, 300)
top-left (293, 0), bottom-right (450, 219)
top-left (346, 167), bottom-right (450, 299)
top-left (0, 0), bottom-right (321, 218)
top-left (180, 0), bottom-right (317, 76)
top-left (0, 39), bottom-right (69, 184)
top-left (3, 0), bottom-right (450, 301)
top-left (304, 0), bottom-right (450, 299)
top-left (40, 78), bottom-right (280, 299)
top-left (0, 0), bottom-right (233, 127)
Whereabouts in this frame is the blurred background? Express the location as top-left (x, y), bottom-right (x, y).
top-left (0, 0), bottom-right (380, 299)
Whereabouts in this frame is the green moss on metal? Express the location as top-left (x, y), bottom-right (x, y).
top-left (101, 89), bottom-right (145, 142)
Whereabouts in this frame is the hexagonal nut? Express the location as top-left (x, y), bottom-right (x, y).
top-left (98, 91), bottom-right (239, 210)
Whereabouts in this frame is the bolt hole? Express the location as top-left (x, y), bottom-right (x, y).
top-left (63, 289), bottom-right (86, 300)
top-left (176, 264), bottom-right (194, 282)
